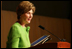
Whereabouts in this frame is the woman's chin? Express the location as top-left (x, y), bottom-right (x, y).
top-left (27, 21), bottom-right (31, 24)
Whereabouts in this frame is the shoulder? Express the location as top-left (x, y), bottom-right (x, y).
top-left (9, 22), bottom-right (21, 37)
top-left (11, 22), bottom-right (20, 29)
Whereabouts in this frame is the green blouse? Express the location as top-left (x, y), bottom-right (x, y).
top-left (6, 22), bottom-right (31, 48)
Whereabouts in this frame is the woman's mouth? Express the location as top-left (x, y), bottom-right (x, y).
top-left (28, 19), bottom-right (31, 21)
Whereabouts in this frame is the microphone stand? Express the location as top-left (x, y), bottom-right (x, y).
top-left (39, 25), bottom-right (66, 42)
top-left (45, 29), bottom-right (66, 41)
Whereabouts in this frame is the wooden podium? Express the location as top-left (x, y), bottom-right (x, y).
top-left (30, 41), bottom-right (71, 48)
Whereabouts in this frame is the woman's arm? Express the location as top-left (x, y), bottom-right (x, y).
top-left (8, 26), bottom-right (20, 48)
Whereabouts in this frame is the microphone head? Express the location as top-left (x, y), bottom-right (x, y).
top-left (38, 25), bottom-right (45, 30)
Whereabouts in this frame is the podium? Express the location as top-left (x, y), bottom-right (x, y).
top-left (29, 35), bottom-right (71, 48)
top-left (30, 41), bottom-right (71, 48)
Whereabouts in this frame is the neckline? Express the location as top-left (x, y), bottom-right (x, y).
top-left (16, 21), bottom-right (26, 29)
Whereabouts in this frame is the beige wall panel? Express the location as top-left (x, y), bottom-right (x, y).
top-left (1, 10), bottom-right (71, 48)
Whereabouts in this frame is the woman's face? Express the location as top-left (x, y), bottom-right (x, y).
top-left (21, 9), bottom-right (33, 24)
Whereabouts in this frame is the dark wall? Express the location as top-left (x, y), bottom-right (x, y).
top-left (2, 1), bottom-right (71, 19)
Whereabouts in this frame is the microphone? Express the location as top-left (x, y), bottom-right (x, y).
top-left (38, 25), bottom-right (66, 42)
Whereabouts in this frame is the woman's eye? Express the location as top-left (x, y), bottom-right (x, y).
top-left (27, 12), bottom-right (30, 14)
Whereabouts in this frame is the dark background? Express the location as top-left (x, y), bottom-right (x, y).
top-left (2, 1), bottom-right (71, 19)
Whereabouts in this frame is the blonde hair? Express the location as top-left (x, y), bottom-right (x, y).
top-left (16, 1), bottom-right (36, 19)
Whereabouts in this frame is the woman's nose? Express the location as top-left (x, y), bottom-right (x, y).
top-left (30, 14), bottom-right (33, 18)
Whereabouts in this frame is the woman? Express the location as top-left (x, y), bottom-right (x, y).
top-left (6, 1), bottom-right (36, 48)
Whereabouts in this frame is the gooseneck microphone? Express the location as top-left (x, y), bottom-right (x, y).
top-left (38, 25), bottom-right (66, 42)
